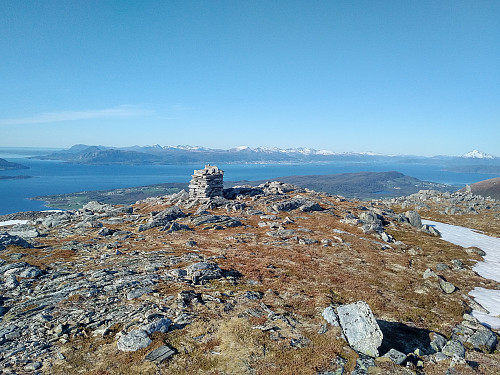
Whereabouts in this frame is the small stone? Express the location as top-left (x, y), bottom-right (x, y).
top-left (451, 259), bottom-right (463, 270)
top-left (439, 278), bottom-right (456, 294)
top-left (145, 345), bottom-right (176, 363)
top-left (465, 247), bottom-right (486, 256)
top-left (423, 268), bottom-right (438, 279)
top-left (436, 263), bottom-right (450, 271)
top-left (382, 348), bottom-right (407, 365)
top-left (23, 361), bottom-right (42, 371)
top-left (442, 340), bottom-right (466, 358)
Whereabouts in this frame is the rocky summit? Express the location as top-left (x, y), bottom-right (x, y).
top-left (0, 169), bottom-right (499, 375)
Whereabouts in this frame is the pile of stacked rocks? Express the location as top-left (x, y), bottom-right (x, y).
top-left (188, 165), bottom-right (224, 201)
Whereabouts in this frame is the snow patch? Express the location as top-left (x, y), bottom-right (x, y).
top-left (0, 220), bottom-right (29, 226)
top-left (423, 220), bottom-right (500, 328)
top-left (462, 150), bottom-right (495, 159)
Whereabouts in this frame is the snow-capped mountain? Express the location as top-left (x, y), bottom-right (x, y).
top-left (462, 150), bottom-right (495, 159)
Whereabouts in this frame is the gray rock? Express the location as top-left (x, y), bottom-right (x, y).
top-left (382, 348), bottom-right (407, 365)
top-left (421, 224), bottom-right (441, 236)
top-left (191, 214), bottom-right (242, 228)
top-left (145, 344), bottom-right (176, 363)
top-left (7, 224), bottom-right (40, 239)
top-left (451, 259), bottom-right (463, 270)
top-left (142, 318), bottom-right (172, 334)
top-left (322, 306), bottom-right (340, 326)
top-left (430, 332), bottom-right (447, 352)
top-left (163, 222), bottom-right (192, 233)
top-left (423, 268), bottom-right (438, 279)
top-left (117, 329), bottom-right (152, 351)
top-left (405, 210), bottom-right (422, 228)
top-left (467, 330), bottom-right (498, 353)
top-left (439, 278), bottom-right (456, 294)
top-left (465, 247), bottom-right (486, 256)
top-left (23, 361), bottom-right (43, 371)
top-left (0, 232), bottom-right (33, 251)
top-left (4, 274), bottom-right (19, 289)
top-left (126, 287), bottom-right (154, 300)
top-left (436, 263), bottom-right (450, 271)
top-left (442, 339), bottom-right (465, 358)
top-left (337, 301), bottom-right (383, 357)
top-left (98, 227), bottom-right (115, 236)
top-left (266, 229), bottom-right (296, 239)
top-left (300, 202), bottom-right (323, 212)
top-left (139, 206), bottom-right (186, 231)
top-left (185, 262), bottom-right (223, 284)
top-left (18, 267), bottom-right (43, 278)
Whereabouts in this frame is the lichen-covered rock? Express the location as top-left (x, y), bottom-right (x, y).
top-left (467, 330), bottom-right (498, 353)
top-left (117, 329), bottom-right (152, 351)
top-left (439, 278), bottom-right (456, 294)
top-left (337, 301), bottom-right (383, 357)
top-left (382, 348), bottom-right (407, 365)
top-left (442, 339), bottom-right (466, 358)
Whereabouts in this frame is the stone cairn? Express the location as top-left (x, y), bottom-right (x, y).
top-left (188, 165), bottom-right (224, 201)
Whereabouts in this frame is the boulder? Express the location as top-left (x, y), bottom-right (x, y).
top-left (0, 232), bottom-right (33, 251)
top-left (337, 301), bottom-right (383, 357)
top-left (117, 329), bottom-right (152, 352)
top-left (7, 224), bottom-right (40, 239)
top-left (185, 262), bottom-right (223, 284)
top-left (442, 339), bottom-right (466, 358)
top-left (467, 330), bottom-right (498, 353)
top-left (142, 318), bottom-right (171, 334)
top-left (405, 210), bottom-right (422, 228)
top-left (139, 206), bottom-right (186, 231)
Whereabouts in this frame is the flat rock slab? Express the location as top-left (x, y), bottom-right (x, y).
top-left (145, 345), bottom-right (176, 363)
top-left (337, 301), bottom-right (383, 357)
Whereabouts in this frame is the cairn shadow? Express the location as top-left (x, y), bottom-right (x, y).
top-left (377, 320), bottom-right (434, 356)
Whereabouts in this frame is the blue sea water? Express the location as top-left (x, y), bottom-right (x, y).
top-left (0, 148), bottom-right (497, 215)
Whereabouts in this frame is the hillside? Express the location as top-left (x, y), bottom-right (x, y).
top-left (1, 180), bottom-right (499, 374)
top-left (459, 177), bottom-right (500, 200)
top-left (0, 158), bottom-right (28, 171)
top-left (232, 171), bottom-right (454, 199)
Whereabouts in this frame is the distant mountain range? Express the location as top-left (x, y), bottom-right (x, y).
top-left (32, 144), bottom-right (499, 167)
top-left (462, 150), bottom-right (495, 159)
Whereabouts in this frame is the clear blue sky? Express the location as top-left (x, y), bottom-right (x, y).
top-left (1, 0), bottom-right (499, 156)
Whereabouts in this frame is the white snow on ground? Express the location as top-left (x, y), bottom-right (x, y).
top-left (0, 220), bottom-right (29, 226)
top-left (423, 220), bottom-right (500, 329)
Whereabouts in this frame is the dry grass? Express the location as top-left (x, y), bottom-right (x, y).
top-left (6, 191), bottom-right (499, 374)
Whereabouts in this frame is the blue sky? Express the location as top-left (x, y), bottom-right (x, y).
top-left (1, 0), bottom-right (499, 156)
